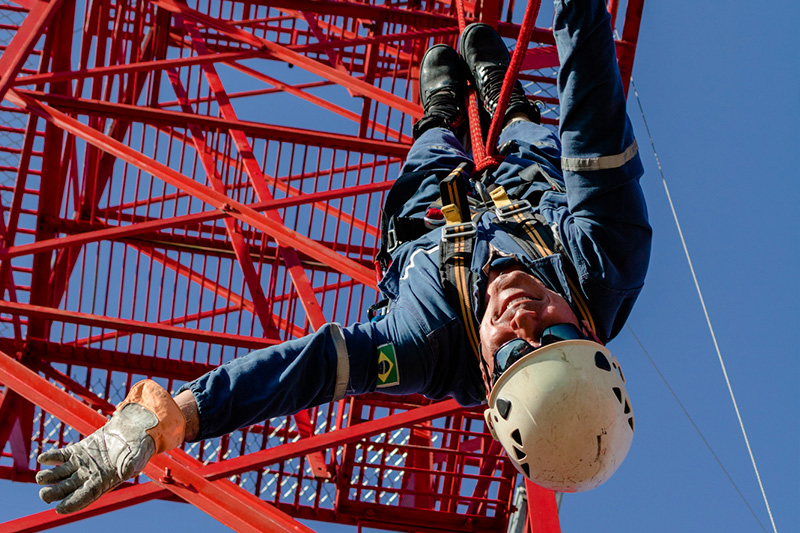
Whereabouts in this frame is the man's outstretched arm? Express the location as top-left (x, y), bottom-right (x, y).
top-left (34, 300), bottom-right (446, 513)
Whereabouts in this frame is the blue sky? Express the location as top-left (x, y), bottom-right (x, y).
top-left (1, 0), bottom-right (798, 531)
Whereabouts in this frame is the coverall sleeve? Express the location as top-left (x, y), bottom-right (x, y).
top-left (540, 0), bottom-right (652, 340)
top-left (179, 305), bottom-right (435, 441)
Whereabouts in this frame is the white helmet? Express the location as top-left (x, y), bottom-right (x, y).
top-left (483, 339), bottom-right (634, 492)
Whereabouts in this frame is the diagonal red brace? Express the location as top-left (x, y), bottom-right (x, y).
top-left (1, 395), bottom-right (466, 532)
top-left (0, 0), bottom-right (66, 104)
top-left (0, 349), bottom-right (314, 533)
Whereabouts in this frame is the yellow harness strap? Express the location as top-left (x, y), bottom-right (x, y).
top-left (488, 185), bottom-right (598, 336)
top-left (438, 166), bottom-right (491, 392)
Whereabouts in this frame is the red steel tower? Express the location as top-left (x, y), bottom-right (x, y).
top-left (0, 0), bottom-right (644, 531)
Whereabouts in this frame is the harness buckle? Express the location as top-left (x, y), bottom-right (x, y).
top-left (441, 221), bottom-right (477, 241)
top-left (386, 227), bottom-right (399, 253)
top-left (368, 298), bottom-right (391, 322)
top-left (495, 199), bottom-right (533, 222)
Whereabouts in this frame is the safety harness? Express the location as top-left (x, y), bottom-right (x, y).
top-left (377, 164), bottom-right (598, 388)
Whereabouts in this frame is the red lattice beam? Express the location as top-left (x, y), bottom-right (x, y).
top-left (0, 0), bottom-right (65, 103)
top-left (0, 349), bottom-right (314, 533)
top-left (5, 89), bottom-right (378, 288)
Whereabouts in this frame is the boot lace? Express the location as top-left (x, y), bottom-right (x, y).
top-left (477, 65), bottom-right (529, 118)
top-left (424, 87), bottom-right (464, 125)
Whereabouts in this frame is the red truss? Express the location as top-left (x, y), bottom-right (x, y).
top-left (0, 0), bottom-right (644, 531)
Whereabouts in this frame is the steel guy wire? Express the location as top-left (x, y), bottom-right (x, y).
top-left (629, 74), bottom-right (778, 533)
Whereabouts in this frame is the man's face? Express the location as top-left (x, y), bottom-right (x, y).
top-left (479, 265), bottom-right (579, 374)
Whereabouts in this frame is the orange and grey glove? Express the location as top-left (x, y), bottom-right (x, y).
top-left (36, 380), bottom-right (185, 514)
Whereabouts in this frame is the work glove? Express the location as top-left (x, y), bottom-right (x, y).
top-left (36, 380), bottom-right (185, 514)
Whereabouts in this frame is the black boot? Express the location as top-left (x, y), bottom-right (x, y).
top-left (459, 23), bottom-right (540, 126)
top-left (412, 44), bottom-right (468, 140)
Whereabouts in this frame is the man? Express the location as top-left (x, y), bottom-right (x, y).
top-left (36, 0), bottom-right (651, 514)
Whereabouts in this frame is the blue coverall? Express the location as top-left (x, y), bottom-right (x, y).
top-left (181, 0), bottom-right (652, 441)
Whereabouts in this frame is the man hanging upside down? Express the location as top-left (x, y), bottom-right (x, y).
top-left (36, 0), bottom-right (651, 514)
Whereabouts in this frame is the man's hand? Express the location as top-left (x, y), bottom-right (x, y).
top-left (36, 403), bottom-right (157, 513)
top-left (36, 380), bottom-right (186, 514)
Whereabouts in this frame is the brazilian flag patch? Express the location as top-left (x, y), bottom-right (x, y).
top-left (376, 343), bottom-right (400, 388)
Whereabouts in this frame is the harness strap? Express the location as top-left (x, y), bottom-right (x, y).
top-left (437, 165), bottom-right (491, 389)
top-left (437, 179), bottom-right (599, 390)
top-left (439, 220), bottom-right (488, 388)
top-left (377, 163), bottom-right (474, 273)
top-left (439, 162), bottom-right (472, 223)
top-left (490, 188), bottom-right (598, 335)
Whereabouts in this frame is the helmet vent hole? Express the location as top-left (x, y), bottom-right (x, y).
top-left (513, 447), bottom-right (527, 461)
top-left (613, 387), bottom-right (622, 403)
top-left (628, 417), bottom-right (635, 431)
top-left (520, 462), bottom-right (531, 478)
top-left (624, 399), bottom-right (631, 414)
top-left (511, 428), bottom-right (523, 446)
top-left (497, 398), bottom-right (511, 420)
top-left (594, 351), bottom-right (611, 371)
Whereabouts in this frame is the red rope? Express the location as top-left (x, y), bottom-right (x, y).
top-left (453, 0), bottom-right (542, 176)
top-left (454, 0), bottom-right (492, 171)
top-left (484, 0), bottom-right (541, 157)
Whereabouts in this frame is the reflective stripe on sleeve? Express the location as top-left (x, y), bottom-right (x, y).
top-left (331, 323), bottom-right (350, 401)
top-left (561, 139), bottom-right (638, 171)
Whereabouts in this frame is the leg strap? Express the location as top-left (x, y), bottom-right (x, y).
top-left (438, 163), bottom-right (491, 391)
